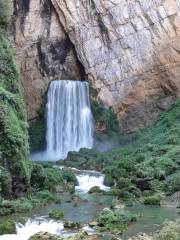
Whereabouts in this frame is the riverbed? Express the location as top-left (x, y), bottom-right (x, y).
top-left (0, 170), bottom-right (179, 240)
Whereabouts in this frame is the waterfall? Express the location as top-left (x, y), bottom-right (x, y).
top-left (46, 80), bottom-right (93, 161)
top-left (75, 170), bottom-right (110, 192)
top-left (0, 219), bottom-right (64, 240)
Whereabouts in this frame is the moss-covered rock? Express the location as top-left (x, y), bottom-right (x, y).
top-left (49, 210), bottom-right (64, 220)
top-left (88, 186), bottom-right (104, 194)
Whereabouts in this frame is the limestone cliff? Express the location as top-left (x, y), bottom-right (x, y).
top-left (12, 0), bottom-right (180, 132)
top-left (12, 0), bottom-right (85, 120)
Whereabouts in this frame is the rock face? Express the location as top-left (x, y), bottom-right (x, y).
top-left (51, 0), bottom-right (180, 132)
top-left (12, 0), bottom-right (180, 132)
top-left (12, 0), bottom-right (84, 120)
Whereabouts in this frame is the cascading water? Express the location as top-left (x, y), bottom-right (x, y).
top-left (46, 80), bottom-right (93, 161)
top-left (75, 170), bottom-right (110, 192)
top-left (31, 80), bottom-right (93, 161)
top-left (0, 219), bottom-right (64, 240)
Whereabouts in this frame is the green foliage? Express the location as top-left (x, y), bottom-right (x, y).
top-left (30, 164), bottom-right (46, 190)
top-left (49, 209), bottom-right (64, 220)
top-left (91, 100), bottom-right (119, 134)
top-left (0, 36), bottom-right (30, 196)
top-left (29, 118), bottom-right (46, 151)
top-left (62, 170), bottom-right (76, 183)
top-left (0, 190), bottom-right (61, 216)
top-left (143, 195), bottom-right (161, 205)
top-left (0, 167), bottom-right (12, 198)
top-left (0, 219), bottom-right (16, 235)
top-left (45, 167), bottom-right (63, 191)
top-left (97, 208), bottom-right (137, 234)
top-left (64, 101), bottom-right (180, 198)
top-left (29, 97), bottom-right (46, 151)
top-left (164, 173), bottom-right (180, 194)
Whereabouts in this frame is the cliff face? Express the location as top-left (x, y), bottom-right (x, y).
top-left (12, 0), bottom-right (84, 120)
top-left (13, 0), bottom-right (180, 132)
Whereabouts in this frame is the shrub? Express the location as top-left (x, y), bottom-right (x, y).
top-left (30, 164), bottom-right (46, 190)
top-left (44, 167), bottom-right (63, 191)
top-left (97, 208), bottom-right (136, 234)
top-left (143, 195), bottom-right (161, 205)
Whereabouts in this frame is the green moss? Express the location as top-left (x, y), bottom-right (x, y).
top-left (0, 36), bottom-right (30, 197)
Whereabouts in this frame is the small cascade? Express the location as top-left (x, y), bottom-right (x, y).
top-left (75, 170), bottom-right (110, 192)
top-left (0, 219), bottom-right (64, 240)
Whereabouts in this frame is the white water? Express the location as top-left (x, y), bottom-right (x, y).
top-left (0, 219), bottom-right (64, 240)
top-left (31, 80), bottom-right (93, 162)
top-left (75, 171), bottom-right (110, 193)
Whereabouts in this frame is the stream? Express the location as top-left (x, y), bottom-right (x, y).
top-left (0, 169), bottom-right (179, 240)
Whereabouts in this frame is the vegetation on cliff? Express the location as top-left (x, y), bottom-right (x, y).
top-left (0, 35), bottom-right (31, 197)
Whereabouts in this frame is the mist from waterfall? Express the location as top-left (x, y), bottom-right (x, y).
top-left (45, 80), bottom-right (93, 161)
